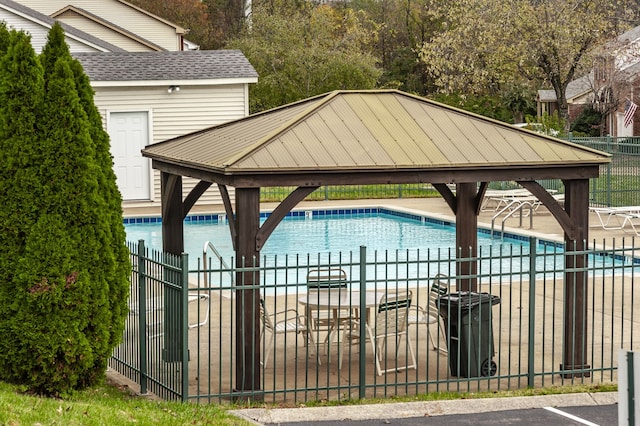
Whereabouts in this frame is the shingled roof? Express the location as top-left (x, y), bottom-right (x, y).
top-left (143, 89), bottom-right (610, 182)
top-left (73, 50), bottom-right (259, 82)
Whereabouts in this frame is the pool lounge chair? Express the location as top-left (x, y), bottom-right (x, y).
top-left (621, 213), bottom-right (640, 236)
top-left (590, 206), bottom-right (640, 231)
top-left (481, 189), bottom-right (561, 214)
top-left (481, 189), bottom-right (532, 212)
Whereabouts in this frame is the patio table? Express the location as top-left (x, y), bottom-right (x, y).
top-left (298, 289), bottom-right (390, 358)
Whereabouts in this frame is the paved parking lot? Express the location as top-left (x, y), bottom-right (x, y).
top-left (302, 404), bottom-right (618, 426)
top-left (276, 404), bottom-right (617, 425)
top-left (233, 392), bottom-right (618, 425)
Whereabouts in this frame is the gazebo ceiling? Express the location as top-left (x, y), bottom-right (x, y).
top-left (142, 89), bottom-right (610, 186)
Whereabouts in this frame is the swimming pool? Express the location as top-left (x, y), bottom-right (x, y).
top-left (124, 207), bottom-right (538, 263)
top-left (124, 207), bottom-right (634, 286)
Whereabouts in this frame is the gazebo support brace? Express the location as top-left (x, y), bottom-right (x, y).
top-left (256, 186), bottom-right (319, 251)
top-left (183, 181), bottom-right (212, 217)
top-left (218, 184), bottom-right (237, 250)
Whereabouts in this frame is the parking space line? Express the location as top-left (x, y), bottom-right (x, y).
top-left (543, 407), bottom-right (599, 426)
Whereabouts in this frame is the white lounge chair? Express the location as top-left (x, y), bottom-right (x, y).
top-left (482, 189), bottom-right (560, 214)
top-left (590, 206), bottom-right (640, 231)
top-left (620, 212), bottom-right (640, 236)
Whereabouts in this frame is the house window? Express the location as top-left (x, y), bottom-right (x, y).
top-left (594, 57), bottom-right (607, 82)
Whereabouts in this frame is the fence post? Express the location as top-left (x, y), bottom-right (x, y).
top-left (137, 240), bottom-right (148, 395)
top-left (527, 237), bottom-right (537, 388)
top-left (628, 351), bottom-right (636, 426)
top-left (606, 136), bottom-right (613, 206)
top-left (619, 349), bottom-right (638, 426)
top-left (181, 252), bottom-right (190, 402)
top-left (359, 245), bottom-right (367, 399)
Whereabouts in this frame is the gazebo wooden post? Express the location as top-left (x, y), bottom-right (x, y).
top-left (456, 182), bottom-right (479, 292)
top-left (562, 178), bottom-right (590, 377)
top-left (234, 187), bottom-right (262, 398)
top-left (160, 172), bottom-right (184, 362)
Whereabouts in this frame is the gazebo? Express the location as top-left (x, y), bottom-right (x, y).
top-left (142, 89), bottom-right (611, 396)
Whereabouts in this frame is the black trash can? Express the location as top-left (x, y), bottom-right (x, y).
top-left (437, 291), bottom-right (500, 378)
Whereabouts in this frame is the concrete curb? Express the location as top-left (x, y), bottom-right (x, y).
top-left (230, 392), bottom-right (617, 425)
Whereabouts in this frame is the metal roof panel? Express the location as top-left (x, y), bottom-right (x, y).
top-left (143, 90), bottom-right (611, 174)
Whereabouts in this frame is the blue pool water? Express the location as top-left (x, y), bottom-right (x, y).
top-left (123, 207), bottom-right (639, 285)
top-left (125, 208), bottom-right (539, 264)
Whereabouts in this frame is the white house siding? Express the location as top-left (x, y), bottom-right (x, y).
top-left (94, 84), bottom-right (248, 208)
top-left (52, 11), bottom-right (158, 52)
top-left (0, 11), bottom-right (102, 53)
top-left (18, 0), bottom-right (182, 51)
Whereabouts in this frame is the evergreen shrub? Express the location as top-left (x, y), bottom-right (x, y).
top-left (0, 24), bottom-right (130, 396)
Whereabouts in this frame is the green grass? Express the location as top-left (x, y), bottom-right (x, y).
top-left (259, 178), bottom-right (640, 208)
top-left (296, 383), bottom-right (618, 408)
top-left (0, 377), bottom-right (617, 425)
top-left (590, 174), bottom-right (640, 207)
top-left (260, 184), bottom-right (441, 202)
top-left (0, 379), bottom-right (252, 426)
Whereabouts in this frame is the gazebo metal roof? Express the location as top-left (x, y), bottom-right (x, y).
top-left (143, 89), bottom-right (609, 185)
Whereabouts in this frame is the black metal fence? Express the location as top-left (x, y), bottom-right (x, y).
top-left (110, 236), bottom-right (640, 403)
top-left (569, 136), bottom-right (640, 207)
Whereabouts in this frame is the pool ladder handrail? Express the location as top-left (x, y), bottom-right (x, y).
top-left (202, 241), bottom-right (234, 286)
top-left (490, 200), bottom-right (534, 239)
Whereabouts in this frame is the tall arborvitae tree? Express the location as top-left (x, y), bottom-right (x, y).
top-left (70, 57), bottom-right (130, 349)
top-left (0, 24), bottom-right (130, 395)
top-left (39, 22), bottom-right (68, 88)
top-left (43, 22), bottom-right (130, 359)
top-left (0, 29), bottom-right (47, 387)
top-left (3, 53), bottom-right (104, 395)
top-left (0, 22), bottom-right (9, 53)
top-left (70, 55), bottom-right (130, 351)
top-left (0, 29), bottom-right (44, 298)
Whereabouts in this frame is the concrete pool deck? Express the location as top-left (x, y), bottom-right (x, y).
top-left (114, 196), bottom-right (637, 413)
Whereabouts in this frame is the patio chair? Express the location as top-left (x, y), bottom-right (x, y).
top-left (187, 291), bottom-right (210, 329)
top-left (408, 274), bottom-right (451, 353)
top-left (338, 291), bottom-right (416, 376)
top-left (305, 268), bottom-right (355, 355)
top-left (260, 298), bottom-right (320, 367)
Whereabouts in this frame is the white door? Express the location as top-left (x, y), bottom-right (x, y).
top-left (108, 111), bottom-right (150, 201)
